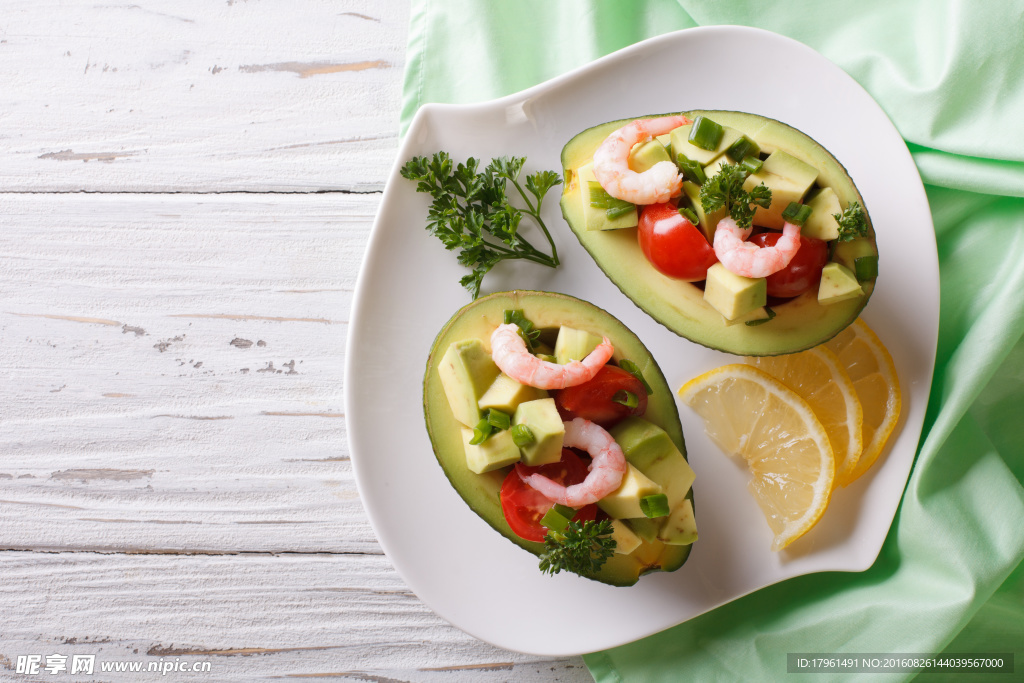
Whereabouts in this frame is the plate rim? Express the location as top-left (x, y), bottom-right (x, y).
top-left (346, 24), bottom-right (938, 655)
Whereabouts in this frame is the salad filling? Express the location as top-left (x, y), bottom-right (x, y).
top-left (559, 111), bottom-right (877, 356)
top-left (425, 292), bottom-right (696, 584)
top-left (587, 113), bottom-right (870, 323)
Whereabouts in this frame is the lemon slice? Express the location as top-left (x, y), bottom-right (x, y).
top-left (824, 318), bottom-right (901, 484)
top-left (679, 364), bottom-right (834, 551)
top-left (747, 346), bottom-right (864, 488)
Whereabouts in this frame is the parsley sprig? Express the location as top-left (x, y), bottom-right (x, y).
top-left (833, 201), bottom-right (868, 242)
top-left (699, 163), bottom-right (772, 229)
top-left (400, 153), bottom-right (562, 299)
top-left (539, 519), bottom-right (616, 577)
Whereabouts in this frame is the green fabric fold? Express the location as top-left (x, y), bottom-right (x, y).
top-left (401, 1), bottom-right (1024, 679)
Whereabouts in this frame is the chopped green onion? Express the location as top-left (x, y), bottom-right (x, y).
top-left (640, 493), bottom-right (670, 518)
top-left (678, 207), bottom-right (699, 225)
top-left (612, 390), bottom-right (639, 408)
top-left (605, 203), bottom-right (635, 220)
top-left (487, 409), bottom-right (510, 431)
top-left (781, 202), bottom-right (813, 227)
top-left (469, 417), bottom-right (493, 445)
top-left (588, 181), bottom-right (636, 218)
top-left (503, 309), bottom-right (540, 351)
top-left (510, 424), bottom-right (535, 447)
top-left (726, 135), bottom-right (760, 162)
top-left (540, 504), bottom-right (575, 532)
top-left (740, 156), bottom-right (763, 175)
top-left (676, 155), bottom-right (706, 185)
top-left (688, 116), bottom-right (724, 151)
top-left (618, 359), bottom-right (653, 395)
top-left (553, 504), bottom-right (575, 519)
top-left (745, 306), bottom-right (777, 327)
top-left (855, 255), bottom-right (879, 281)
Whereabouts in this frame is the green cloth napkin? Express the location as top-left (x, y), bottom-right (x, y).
top-left (401, 1), bottom-right (1024, 680)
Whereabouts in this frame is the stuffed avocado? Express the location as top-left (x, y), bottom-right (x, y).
top-left (560, 110), bottom-right (877, 356)
top-left (423, 290), bottom-right (695, 586)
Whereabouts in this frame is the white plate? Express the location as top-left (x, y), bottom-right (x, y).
top-left (346, 26), bottom-right (937, 656)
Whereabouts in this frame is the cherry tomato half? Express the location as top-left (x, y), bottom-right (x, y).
top-left (554, 364), bottom-right (648, 428)
top-left (749, 232), bottom-right (829, 298)
top-left (637, 202), bottom-right (718, 281)
top-left (500, 449), bottom-right (598, 542)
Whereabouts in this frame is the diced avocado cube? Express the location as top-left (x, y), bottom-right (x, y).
top-left (628, 139), bottom-right (672, 173)
top-left (818, 262), bottom-right (864, 305)
top-left (577, 162), bottom-right (638, 231)
top-left (742, 150), bottom-right (819, 229)
top-left (723, 306), bottom-right (772, 327)
top-left (700, 155), bottom-right (730, 184)
top-left (802, 187), bottom-right (843, 240)
top-left (625, 516), bottom-right (660, 543)
top-left (438, 339), bottom-right (500, 427)
top-left (461, 428), bottom-right (520, 474)
top-left (657, 499), bottom-right (698, 546)
top-left (654, 133), bottom-right (671, 146)
top-left (597, 463), bottom-right (662, 520)
top-left (512, 398), bottom-right (565, 466)
top-left (610, 519), bottom-right (642, 555)
top-left (670, 123), bottom-right (743, 167)
top-left (682, 180), bottom-right (725, 242)
top-left (833, 237), bottom-right (877, 274)
top-left (703, 263), bottom-right (767, 321)
top-left (553, 325), bottom-right (603, 365)
top-left (478, 373), bottom-right (547, 415)
top-left (609, 417), bottom-right (695, 512)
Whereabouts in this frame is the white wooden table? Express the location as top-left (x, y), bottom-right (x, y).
top-left (0, 2), bottom-right (593, 679)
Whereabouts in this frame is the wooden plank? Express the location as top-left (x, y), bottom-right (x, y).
top-left (0, 193), bottom-right (378, 553)
top-left (0, 551), bottom-right (592, 681)
top-left (0, 0), bottom-right (408, 193)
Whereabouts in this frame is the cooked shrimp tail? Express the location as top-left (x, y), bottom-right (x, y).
top-left (591, 115), bottom-right (691, 205)
top-left (519, 418), bottom-right (627, 507)
top-left (490, 323), bottom-right (613, 391)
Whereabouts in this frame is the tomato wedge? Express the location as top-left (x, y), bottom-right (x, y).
top-left (553, 364), bottom-right (648, 428)
top-left (749, 232), bottom-right (828, 298)
top-left (637, 201), bottom-right (718, 281)
top-left (500, 449), bottom-right (597, 542)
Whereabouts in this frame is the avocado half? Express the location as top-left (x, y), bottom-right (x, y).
top-left (423, 290), bottom-right (693, 586)
top-left (560, 110), bottom-right (877, 356)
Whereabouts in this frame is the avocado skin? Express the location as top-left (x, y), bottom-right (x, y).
top-left (423, 290), bottom-right (693, 586)
top-left (560, 111), bottom-right (877, 356)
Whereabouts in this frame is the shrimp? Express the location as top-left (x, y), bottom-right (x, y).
top-left (519, 418), bottom-right (627, 507)
top-left (713, 216), bottom-right (802, 278)
top-left (591, 115), bottom-right (691, 205)
top-left (490, 323), bottom-right (613, 390)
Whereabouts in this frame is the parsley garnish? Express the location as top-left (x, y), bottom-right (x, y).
top-left (538, 519), bottom-right (616, 577)
top-left (400, 153), bottom-right (562, 299)
top-left (833, 201), bottom-right (868, 242)
top-left (699, 163), bottom-right (772, 229)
